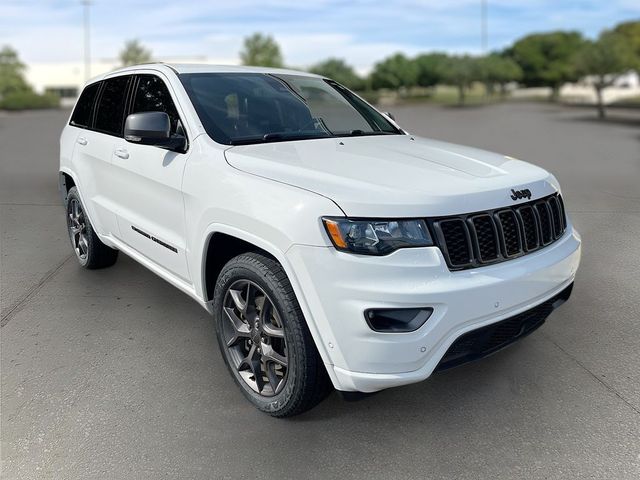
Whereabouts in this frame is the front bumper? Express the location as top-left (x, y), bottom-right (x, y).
top-left (286, 224), bottom-right (581, 393)
top-left (434, 282), bottom-right (573, 371)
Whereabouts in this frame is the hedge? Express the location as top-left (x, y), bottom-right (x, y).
top-left (0, 91), bottom-right (60, 110)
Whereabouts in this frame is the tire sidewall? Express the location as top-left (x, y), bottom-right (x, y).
top-left (213, 257), bottom-right (305, 414)
top-left (65, 187), bottom-right (90, 267)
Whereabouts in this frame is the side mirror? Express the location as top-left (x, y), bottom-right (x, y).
top-left (385, 111), bottom-right (396, 121)
top-left (124, 112), bottom-right (186, 152)
top-left (125, 112), bottom-right (170, 143)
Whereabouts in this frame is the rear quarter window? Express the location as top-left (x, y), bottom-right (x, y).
top-left (70, 82), bottom-right (100, 128)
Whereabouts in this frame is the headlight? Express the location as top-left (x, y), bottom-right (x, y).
top-left (322, 217), bottom-right (433, 255)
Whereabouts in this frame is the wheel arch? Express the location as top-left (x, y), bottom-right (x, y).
top-left (202, 231), bottom-right (279, 303)
top-left (58, 169), bottom-right (77, 204)
top-left (200, 224), bottom-right (295, 301)
top-left (199, 224), bottom-right (340, 388)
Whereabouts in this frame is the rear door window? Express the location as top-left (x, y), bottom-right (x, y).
top-left (70, 82), bottom-right (100, 128)
top-left (94, 76), bottom-right (131, 136)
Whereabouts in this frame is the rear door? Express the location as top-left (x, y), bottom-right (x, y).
top-left (70, 76), bottom-right (132, 236)
top-left (110, 73), bottom-right (191, 281)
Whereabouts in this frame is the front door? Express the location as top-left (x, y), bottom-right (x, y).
top-left (110, 73), bottom-right (191, 282)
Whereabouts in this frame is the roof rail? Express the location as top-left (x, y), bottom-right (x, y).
top-left (158, 62), bottom-right (179, 74)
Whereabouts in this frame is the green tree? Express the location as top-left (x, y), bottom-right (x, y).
top-left (414, 52), bottom-right (449, 88)
top-left (119, 39), bottom-right (152, 67)
top-left (0, 45), bottom-right (30, 99)
top-left (575, 32), bottom-right (636, 119)
top-left (440, 55), bottom-right (481, 104)
top-left (0, 45), bottom-right (59, 110)
top-left (309, 58), bottom-right (364, 90)
top-left (478, 54), bottom-right (523, 96)
top-left (612, 20), bottom-right (640, 70)
top-left (508, 31), bottom-right (585, 100)
top-left (240, 33), bottom-right (283, 68)
top-left (370, 53), bottom-right (418, 91)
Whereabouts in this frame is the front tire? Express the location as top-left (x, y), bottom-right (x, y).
top-left (65, 186), bottom-right (118, 269)
top-left (213, 252), bottom-right (331, 417)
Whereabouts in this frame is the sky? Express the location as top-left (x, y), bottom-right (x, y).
top-left (2, 0), bottom-right (639, 72)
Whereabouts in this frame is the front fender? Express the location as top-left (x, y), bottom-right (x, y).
top-left (195, 222), bottom-right (342, 388)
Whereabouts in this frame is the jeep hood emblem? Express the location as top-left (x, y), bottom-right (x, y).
top-left (510, 188), bottom-right (532, 201)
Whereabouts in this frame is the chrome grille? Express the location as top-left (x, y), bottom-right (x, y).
top-left (430, 193), bottom-right (567, 270)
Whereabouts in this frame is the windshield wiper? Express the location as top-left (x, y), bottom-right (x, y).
top-left (337, 130), bottom-right (400, 137)
top-left (229, 131), bottom-right (332, 146)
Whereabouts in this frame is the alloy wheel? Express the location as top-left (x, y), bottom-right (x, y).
top-left (221, 280), bottom-right (288, 396)
top-left (67, 198), bottom-right (88, 260)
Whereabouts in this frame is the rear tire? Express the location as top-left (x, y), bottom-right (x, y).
top-left (65, 186), bottom-right (118, 269)
top-left (213, 252), bottom-right (331, 417)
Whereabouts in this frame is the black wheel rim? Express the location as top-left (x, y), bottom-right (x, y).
top-left (67, 198), bottom-right (88, 261)
top-left (221, 280), bottom-right (288, 397)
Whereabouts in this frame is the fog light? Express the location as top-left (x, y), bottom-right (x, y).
top-left (365, 307), bottom-right (433, 333)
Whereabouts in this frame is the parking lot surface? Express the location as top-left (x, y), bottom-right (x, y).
top-left (1, 103), bottom-right (639, 479)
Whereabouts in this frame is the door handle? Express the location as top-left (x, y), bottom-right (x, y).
top-left (114, 148), bottom-right (129, 159)
top-left (77, 136), bottom-right (87, 146)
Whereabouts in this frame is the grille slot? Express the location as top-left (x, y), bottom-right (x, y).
top-left (557, 195), bottom-right (567, 230)
top-left (469, 215), bottom-right (499, 262)
top-left (437, 219), bottom-right (472, 267)
top-left (517, 205), bottom-right (539, 251)
top-left (535, 202), bottom-right (553, 245)
top-left (548, 196), bottom-right (563, 239)
top-left (495, 210), bottom-right (522, 257)
top-left (431, 193), bottom-right (566, 270)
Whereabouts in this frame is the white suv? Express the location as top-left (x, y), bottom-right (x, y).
top-left (59, 64), bottom-right (581, 416)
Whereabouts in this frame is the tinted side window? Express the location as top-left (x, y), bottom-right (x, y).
top-left (132, 75), bottom-right (181, 134)
top-left (95, 76), bottom-right (130, 136)
top-left (70, 82), bottom-right (100, 128)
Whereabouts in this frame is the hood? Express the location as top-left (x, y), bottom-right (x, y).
top-left (224, 135), bottom-right (558, 217)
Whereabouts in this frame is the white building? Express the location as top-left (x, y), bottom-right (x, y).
top-left (25, 56), bottom-right (234, 107)
top-left (560, 71), bottom-right (640, 104)
top-left (505, 71), bottom-right (640, 104)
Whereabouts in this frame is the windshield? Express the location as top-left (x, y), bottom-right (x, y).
top-left (179, 73), bottom-right (402, 145)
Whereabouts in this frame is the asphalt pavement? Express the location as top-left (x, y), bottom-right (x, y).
top-left (1, 103), bottom-right (639, 479)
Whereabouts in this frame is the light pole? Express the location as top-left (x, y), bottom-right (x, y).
top-left (481, 0), bottom-right (488, 53)
top-left (81, 0), bottom-right (92, 81)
